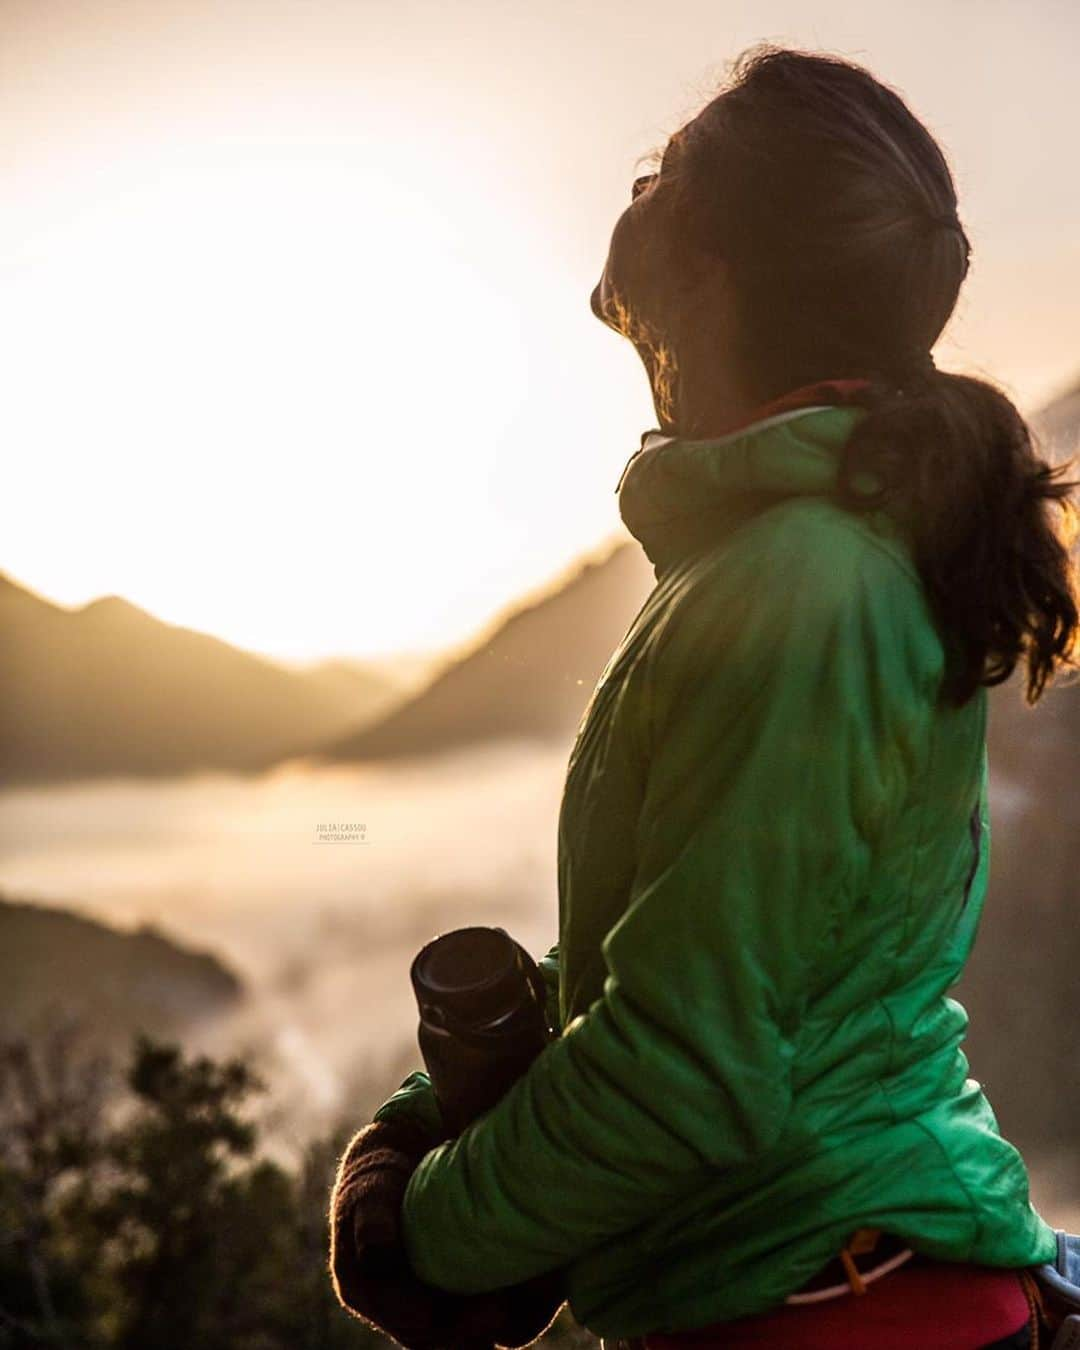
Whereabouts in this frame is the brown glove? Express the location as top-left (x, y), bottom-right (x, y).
top-left (330, 1116), bottom-right (564, 1350)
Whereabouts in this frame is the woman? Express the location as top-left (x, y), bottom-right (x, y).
top-left (330, 46), bottom-right (1079, 1350)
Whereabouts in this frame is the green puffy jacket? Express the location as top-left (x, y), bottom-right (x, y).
top-left (373, 403), bottom-right (1056, 1338)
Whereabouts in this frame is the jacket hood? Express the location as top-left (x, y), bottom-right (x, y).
top-left (616, 403), bottom-right (866, 577)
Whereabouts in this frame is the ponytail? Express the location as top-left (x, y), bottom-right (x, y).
top-left (835, 372), bottom-right (1079, 707)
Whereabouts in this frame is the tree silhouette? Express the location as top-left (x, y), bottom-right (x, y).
top-left (0, 1027), bottom-right (591, 1349)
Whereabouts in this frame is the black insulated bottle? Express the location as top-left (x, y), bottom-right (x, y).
top-left (410, 925), bottom-right (553, 1137)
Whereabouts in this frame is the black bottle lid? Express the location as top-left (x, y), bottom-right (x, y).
top-left (410, 926), bottom-right (540, 1034)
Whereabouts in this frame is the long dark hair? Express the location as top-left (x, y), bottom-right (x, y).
top-left (665, 46), bottom-right (1078, 707)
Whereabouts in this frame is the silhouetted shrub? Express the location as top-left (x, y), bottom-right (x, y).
top-left (0, 1027), bottom-right (591, 1349)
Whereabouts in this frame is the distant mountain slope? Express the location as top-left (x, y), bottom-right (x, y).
top-left (322, 539), bottom-right (656, 762)
top-left (0, 575), bottom-right (402, 782)
top-left (0, 895), bottom-right (243, 1047)
top-left (1032, 373), bottom-right (1080, 456)
top-left (291, 655), bottom-right (408, 718)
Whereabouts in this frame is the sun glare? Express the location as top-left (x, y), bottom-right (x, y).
top-left (1, 123), bottom-right (581, 660)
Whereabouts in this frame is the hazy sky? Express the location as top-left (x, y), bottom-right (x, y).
top-left (4, 0), bottom-right (1078, 662)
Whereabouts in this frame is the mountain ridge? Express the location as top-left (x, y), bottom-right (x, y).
top-left (0, 573), bottom-right (405, 783)
top-left (319, 535), bottom-right (655, 763)
top-left (0, 894), bottom-right (244, 1049)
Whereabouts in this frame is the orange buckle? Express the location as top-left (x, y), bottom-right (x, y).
top-left (840, 1227), bottom-right (882, 1296)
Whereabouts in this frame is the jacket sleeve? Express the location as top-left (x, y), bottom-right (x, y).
top-left (399, 524), bottom-right (939, 1293)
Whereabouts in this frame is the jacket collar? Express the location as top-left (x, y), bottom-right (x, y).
top-left (616, 399), bottom-right (868, 579)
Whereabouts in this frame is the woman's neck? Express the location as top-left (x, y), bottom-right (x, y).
top-left (650, 342), bottom-right (758, 439)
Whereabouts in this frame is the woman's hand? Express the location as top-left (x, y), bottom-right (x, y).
top-left (330, 1115), bottom-right (564, 1349)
